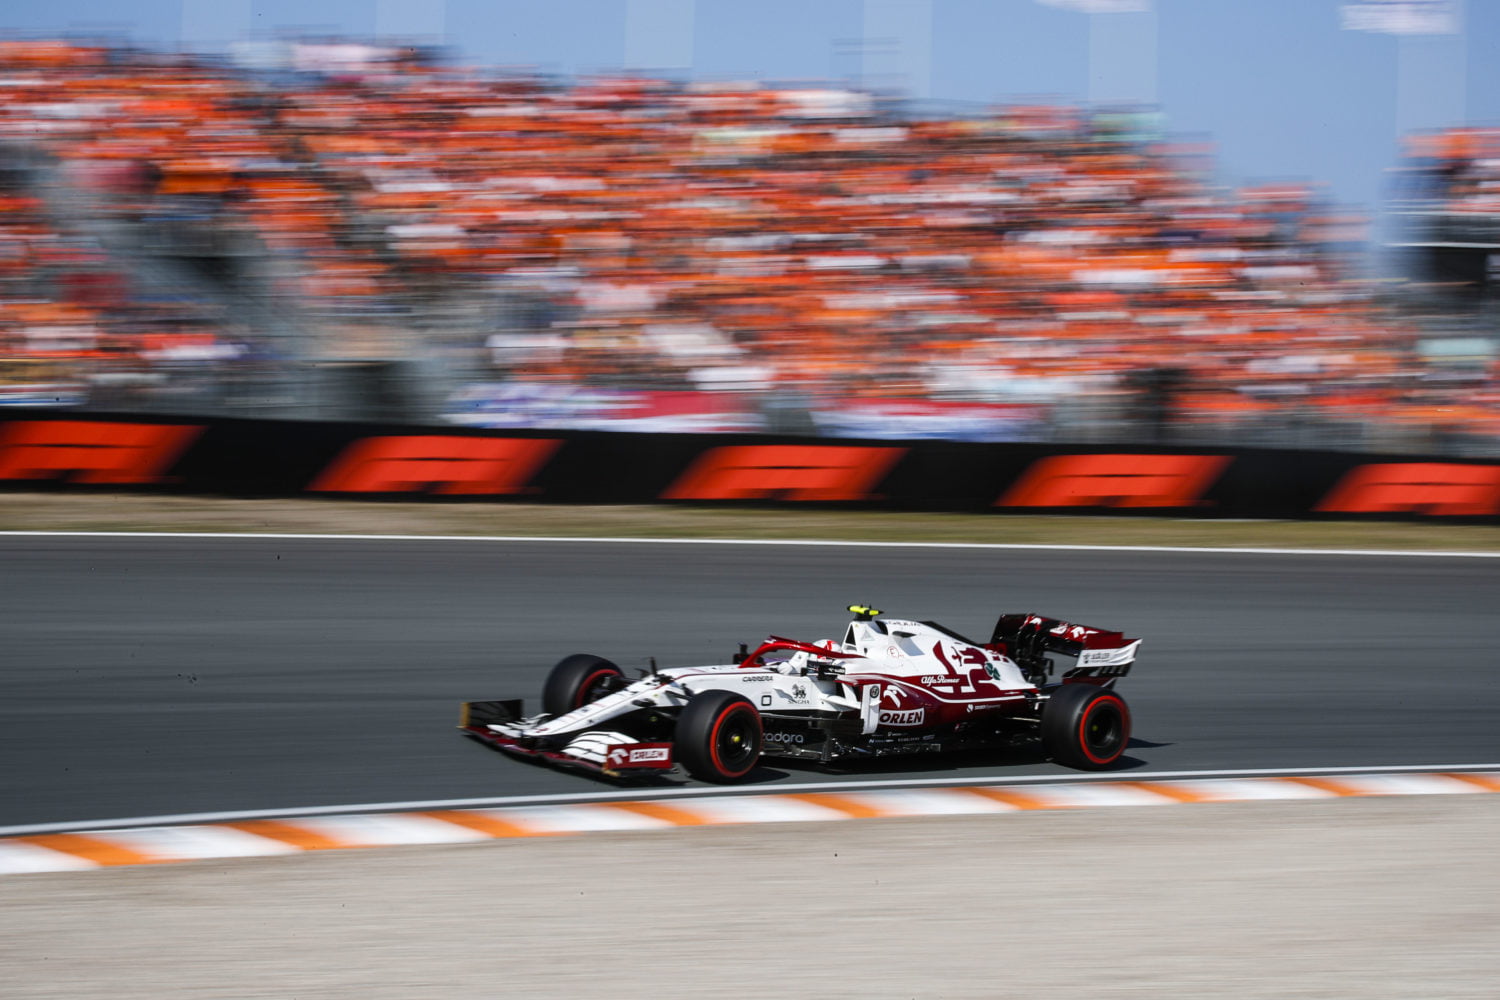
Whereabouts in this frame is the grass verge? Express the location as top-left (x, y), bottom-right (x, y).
top-left (1, 491), bottom-right (1498, 551)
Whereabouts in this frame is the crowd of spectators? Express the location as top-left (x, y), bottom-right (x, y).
top-left (1400, 127), bottom-right (1500, 217)
top-left (0, 42), bottom-right (252, 410)
top-left (0, 39), bottom-right (1496, 450)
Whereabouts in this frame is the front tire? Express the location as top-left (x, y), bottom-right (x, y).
top-left (541, 654), bottom-right (624, 717)
top-left (675, 691), bottom-right (763, 783)
top-left (1041, 684), bottom-right (1130, 769)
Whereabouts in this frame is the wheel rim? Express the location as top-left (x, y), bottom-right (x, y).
top-left (713, 708), bottom-right (759, 774)
top-left (1082, 700), bottom-right (1124, 760)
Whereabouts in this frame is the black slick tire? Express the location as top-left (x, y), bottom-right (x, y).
top-left (674, 690), bottom-right (763, 783)
top-left (541, 654), bottom-right (624, 717)
top-left (1041, 684), bottom-right (1130, 769)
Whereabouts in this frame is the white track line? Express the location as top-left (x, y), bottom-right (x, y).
top-left (5, 764), bottom-right (1499, 838)
top-left (0, 530), bottom-right (1497, 558)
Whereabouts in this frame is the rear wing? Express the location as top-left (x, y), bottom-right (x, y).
top-left (990, 614), bottom-right (1140, 678)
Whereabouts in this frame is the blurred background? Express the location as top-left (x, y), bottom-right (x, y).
top-left (0, 0), bottom-right (1496, 454)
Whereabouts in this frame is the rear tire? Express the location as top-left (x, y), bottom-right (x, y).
top-left (675, 691), bottom-right (763, 783)
top-left (541, 654), bottom-right (624, 717)
top-left (1041, 684), bottom-right (1130, 769)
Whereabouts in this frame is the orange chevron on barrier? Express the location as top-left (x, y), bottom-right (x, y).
top-left (309, 436), bottom-right (561, 495)
top-left (0, 420), bottom-right (202, 485)
top-left (996, 453), bottom-right (1230, 508)
top-left (1316, 463), bottom-right (1500, 516)
top-left (661, 444), bottom-right (905, 502)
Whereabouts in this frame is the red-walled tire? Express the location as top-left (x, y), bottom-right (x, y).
top-left (541, 654), bottom-right (624, 717)
top-left (1041, 684), bottom-right (1131, 770)
top-left (675, 691), bottom-right (763, 783)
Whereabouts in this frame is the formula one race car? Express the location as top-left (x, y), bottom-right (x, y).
top-left (460, 605), bottom-right (1139, 783)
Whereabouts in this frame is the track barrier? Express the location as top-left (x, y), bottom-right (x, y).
top-left (2, 411), bottom-right (1499, 521)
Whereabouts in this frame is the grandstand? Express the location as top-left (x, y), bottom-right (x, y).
top-left (0, 39), bottom-right (1495, 454)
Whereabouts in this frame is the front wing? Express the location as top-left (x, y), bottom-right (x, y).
top-left (460, 701), bottom-right (675, 778)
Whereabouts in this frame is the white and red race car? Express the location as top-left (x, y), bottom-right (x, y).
top-left (460, 605), bottom-right (1139, 783)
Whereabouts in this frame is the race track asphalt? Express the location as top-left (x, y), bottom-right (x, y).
top-left (2, 535), bottom-right (1498, 827)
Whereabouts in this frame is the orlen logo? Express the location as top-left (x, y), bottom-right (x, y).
top-left (662, 445), bottom-right (904, 501)
top-left (879, 709), bottom-right (925, 727)
top-left (1317, 463), bottom-right (1500, 517)
top-left (605, 745), bottom-right (671, 766)
top-left (0, 420), bottom-right (202, 485)
top-left (997, 453), bottom-right (1230, 508)
top-left (309, 436), bottom-right (560, 495)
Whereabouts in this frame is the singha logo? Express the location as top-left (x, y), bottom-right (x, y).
top-left (789, 683), bottom-right (809, 703)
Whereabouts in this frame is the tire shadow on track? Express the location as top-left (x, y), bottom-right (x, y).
top-left (464, 727), bottom-right (1172, 789)
top-left (746, 735), bottom-right (1173, 782)
top-left (770, 742), bottom-right (1165, 780)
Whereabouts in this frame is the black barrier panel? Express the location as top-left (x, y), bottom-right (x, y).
top-left (0, 410), bottom-right (1497, 522)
